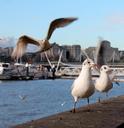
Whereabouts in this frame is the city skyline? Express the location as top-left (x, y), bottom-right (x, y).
top-left (0, 0), bottom-right (124, 50)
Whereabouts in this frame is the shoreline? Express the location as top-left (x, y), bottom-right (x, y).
top-left (12, 95), bottom-right (124, 128)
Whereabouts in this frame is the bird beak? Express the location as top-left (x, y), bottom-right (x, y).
top-left (91, 63), bottom-right (97, 68)
top-left (90, 63), bottom-right (97, 69)
top-left (107, 68), bottom-right (113, 73)
top-left (93, 64), bottom-right (100, 73)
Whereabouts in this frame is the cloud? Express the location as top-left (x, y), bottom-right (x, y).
top-left (108, 14), bottom-right (124, 25)
top-left (0, 37), bottom-right (16, 48)
top-left (0, 36), bottom-right (38, 52)
top-left (105, 13), bottom-right (124, 30)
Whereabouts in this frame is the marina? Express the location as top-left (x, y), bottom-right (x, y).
top-left (0, 61), bottom-right (124, 81)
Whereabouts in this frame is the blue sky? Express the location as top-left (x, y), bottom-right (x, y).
top-left (0, 0), bottom-right (124, 50)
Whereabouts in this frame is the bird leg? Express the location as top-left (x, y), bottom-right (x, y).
top-left (87, 98), bottom-right (89, 105)
top-left (87, 98), bottom-right (90, 112)
top-left (98, 97), bottom-right (101, 103)
top-left (97, 92), bottom-right (101, 103)
top-left (72, 101), bottom-right (77, 113)
top-left (106, 92), bottom-right (108, 98)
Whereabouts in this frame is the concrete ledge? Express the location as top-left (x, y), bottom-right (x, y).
top-left (12, 95), bottom-right (124, 128)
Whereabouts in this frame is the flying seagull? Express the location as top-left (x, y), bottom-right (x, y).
top-left (11, 17), bottom-right (78, 59)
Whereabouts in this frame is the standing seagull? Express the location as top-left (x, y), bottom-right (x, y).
top-left (95, 65), bottom-right (113, 102)
top-left (11, 17), bottom-right (78, 59)
top-left (71, 58), bottom-right (95, 113)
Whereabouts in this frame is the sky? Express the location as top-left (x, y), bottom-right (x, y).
top-left (0, 0), bottom-right (124, 50)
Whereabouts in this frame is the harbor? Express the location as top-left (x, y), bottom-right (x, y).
top-left (1, 1), bottom-right (124, 128)
top-left (0, 61), bottom-right (124, 81)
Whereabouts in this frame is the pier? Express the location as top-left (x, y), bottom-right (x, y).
top-left (12, 95), bottom-right (124, 128)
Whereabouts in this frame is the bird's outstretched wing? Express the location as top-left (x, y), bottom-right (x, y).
top-left (46, 17), bottom-right (78, 40)
top-left (95, 41), bottom-right (106, 68)
top-left (11, 35), bottom-right (40, 59)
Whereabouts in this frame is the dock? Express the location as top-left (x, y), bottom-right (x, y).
top-left (12, 95), bottom-right (124, 128)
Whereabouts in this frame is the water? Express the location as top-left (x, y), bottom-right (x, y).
top-left (0, 79), bottom-right (124, 128)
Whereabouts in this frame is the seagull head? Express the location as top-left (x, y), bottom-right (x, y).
top-left (100, 65), bottom-right (113, 74)
top-left (82, 58), bottom-right (96, 68)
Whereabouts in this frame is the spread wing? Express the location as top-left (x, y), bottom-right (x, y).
top-left (95, 41), bottom-right (106, 68)
top-left (46, 17), bottom-right (78, 40)
top-left (11, 35), bottom-right (40, 59)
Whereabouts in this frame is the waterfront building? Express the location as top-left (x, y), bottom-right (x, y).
top-left (0, 40), bottom-right (123, 64)
top-left (85, 40), bottom-right (120, 63)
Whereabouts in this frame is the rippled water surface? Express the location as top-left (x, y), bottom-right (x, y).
top-left (0, 79), bottom-right (124, 128)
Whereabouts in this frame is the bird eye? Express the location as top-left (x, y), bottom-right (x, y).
top-left (88, 61), bottom-right (90, 64)
top-left (104, 67), bottom-right (107, 69)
